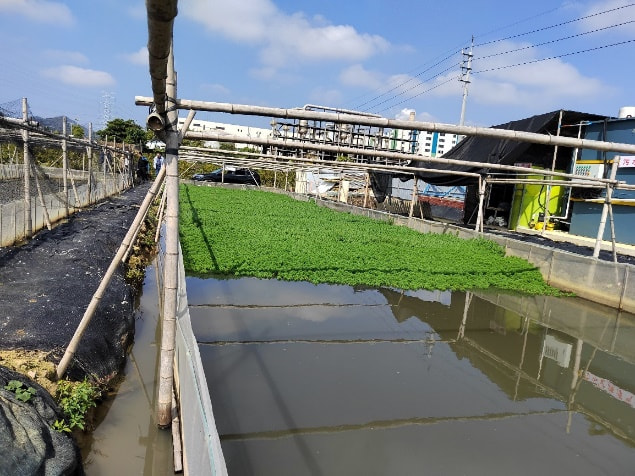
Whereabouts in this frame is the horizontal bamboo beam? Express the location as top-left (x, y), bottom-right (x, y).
top-left (134, 96), bottom-right (635, 156)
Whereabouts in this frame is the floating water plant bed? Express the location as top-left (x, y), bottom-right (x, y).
top-left (179, 185), bottom-right (561, 295)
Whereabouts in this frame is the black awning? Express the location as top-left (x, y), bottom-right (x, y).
top-left (408, 110), bottom-right (607, 186)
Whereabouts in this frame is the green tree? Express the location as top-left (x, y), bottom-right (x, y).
top-left (219, 142), bottom-right (236, 151)
top-left (71, 124), bottom-right (85, 139)
top-left (97, 118), bottom-right (147, 145)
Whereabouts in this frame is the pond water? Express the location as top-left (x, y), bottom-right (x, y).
top-left (187, 277), bottom-right (635, 476)
top-left (81, 263), bottom-right (174, 475)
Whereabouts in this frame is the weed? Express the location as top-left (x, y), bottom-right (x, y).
top-left (4, 380), bottom-right (36, 402)
top-left (54, 379), bottom-right (98, 432)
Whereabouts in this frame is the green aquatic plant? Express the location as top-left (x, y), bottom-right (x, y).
top-left (179, 185), bottom-right (562, 296)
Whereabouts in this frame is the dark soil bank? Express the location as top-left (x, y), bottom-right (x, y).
top-left (0, 183), bottom-right (151, 380)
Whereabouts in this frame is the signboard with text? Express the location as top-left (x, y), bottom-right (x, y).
top-left (618, 155), bottom-right (635, 168)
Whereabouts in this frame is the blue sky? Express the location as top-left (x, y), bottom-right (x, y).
top-left (1, 0), bottom-right (634, 132)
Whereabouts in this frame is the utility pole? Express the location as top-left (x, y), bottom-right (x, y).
top-left (458, 37), bottom-right (474, 142)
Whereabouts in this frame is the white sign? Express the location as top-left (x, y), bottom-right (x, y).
top-left (618, 155), bottom-right (635, 168)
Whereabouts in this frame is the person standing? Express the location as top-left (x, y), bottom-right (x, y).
top-left (153, 152), bottom-right (164, 176)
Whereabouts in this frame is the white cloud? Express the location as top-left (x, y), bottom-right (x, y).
top-left (0, 0), bottom-right (73, 25)
top-left (338, 36), bottom-right (608, 118)
top-left (470, 41), bottom-right (605, 108)
top-left (44, 49), bottom-right (88, 65)
top-left (340, 64), bottom-right (383, 89)
top-left (580, 0), bottom-right (635, 36)
top-left (181, 0), bottom-right (390, 70)
top-left (121, 47), bottom-right (148, 66)
top-left (309, 87), bottom-right (342, 106)
top-left (201, 83), bottom-right (231, 97)
top-left (41, 65), bottom-right (115, 87)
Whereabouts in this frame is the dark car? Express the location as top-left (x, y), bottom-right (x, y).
top-left (192, 168), bottom-right (261, 185)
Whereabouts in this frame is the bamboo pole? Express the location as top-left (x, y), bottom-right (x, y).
top-left (157, 45), bottom-right (180, 428)
top-left (541, 109), bottom-right (563, 234)
top-left (87, 124), bottom-right (93, 205)
top-left (56, 166), bottom-right (166, 379)
top-left (67, 169), bottom-right (81, 209)
top-left (409, 176), bottom-right (418, 218)
top-left (363, 172), bottom-right (370, 208)
top-left (592, 158), bottom-right (619, 258)
top-left (154, 184), bottom-right (168, 243)
top-left (30, 162), bottom-right (52, 230)
top-left (22, 98), bottom-right (32, 238)
top-left (476, 177), bottom-right (486, 233)
top-left (135, 96), bottom-right (635, 156)
top-left (63, 116), bottom-right (69, 217)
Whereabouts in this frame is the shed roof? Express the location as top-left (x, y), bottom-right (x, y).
top-left (408, 110), bottom-right (607, 186)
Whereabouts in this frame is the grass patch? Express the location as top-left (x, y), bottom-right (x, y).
top-left (179, 185), bottom-right (562, 295)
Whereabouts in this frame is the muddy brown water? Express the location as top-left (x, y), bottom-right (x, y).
top-left (81, 268), bottom-right (635, 475)
top-left (81, 263), bottom-right (174, 475)
top-left (187, 277), bottom-right (635, 476)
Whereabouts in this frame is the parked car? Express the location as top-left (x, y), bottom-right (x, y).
top-left (192, 168), bottom-right (261, 185)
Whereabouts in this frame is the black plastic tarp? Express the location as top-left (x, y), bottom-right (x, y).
top-left (407, 110), bottom-right (607, 186)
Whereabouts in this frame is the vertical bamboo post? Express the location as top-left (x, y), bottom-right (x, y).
top-left (363, 172), bottom-right (370, 208)
top-left (157, 45), bottom-right (180, 428)
top-left (593, 158), bottom-right (618, 258)
top-left (22, 98), bottom-right (32, 238)
top-left (87, 123), bottom-right (93, 205)
top-left (476, 177), bottom-right (486, 233)
top-left (30, 161), bottom-right (52, 230)
top-left (409, 176), bottom-right (418, 218)
top-left (542, 110), bottom-right (563, 235)
top-left (62, 116), bottom-right (69, 217)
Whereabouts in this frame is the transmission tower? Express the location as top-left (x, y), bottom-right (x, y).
top-left (100, 91), bottom-right (115, 127)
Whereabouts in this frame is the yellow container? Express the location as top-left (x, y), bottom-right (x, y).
top-left (535, 222), bottom-right (544, 230)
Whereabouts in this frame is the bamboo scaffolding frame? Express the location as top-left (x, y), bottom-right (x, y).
top-left (56, 166), bottom-right (167, 379)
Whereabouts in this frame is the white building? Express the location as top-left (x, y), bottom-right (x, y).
top-left (177, 118), bottom-right (272, 150)
top-left (417, 130), bottom-right (459, 157)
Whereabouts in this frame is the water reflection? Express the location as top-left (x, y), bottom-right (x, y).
top-left (189, 277), bottom-right (635, 475)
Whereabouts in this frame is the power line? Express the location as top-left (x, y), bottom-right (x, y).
top-left (473, 5), bottom-right (565, 41)
top-left (474, 2), bottom-right (635, 47)
top-left (374, 75), bottom-right (460, 115)
top-left (363, 64), bottom-right (461, 113)
top-left (473, 38), bottom-right (635, 74)
top-left (354, 54), bottom-right (461, 110)
top-left (476, 20), bottom-right (635, 60)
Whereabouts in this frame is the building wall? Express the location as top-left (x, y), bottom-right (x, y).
top-left (569, 116), bottom-right (635, 243)
top-left (177, 118), bottom-right (272, 149)
top-left (417, 131), bottom-right (459, 157)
